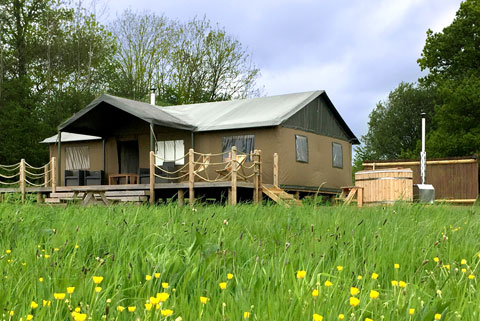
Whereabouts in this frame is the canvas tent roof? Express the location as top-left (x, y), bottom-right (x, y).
top-left (40, 132), bottom-right (102, 144)
top-left (57, 90), bottom-right (359, 143)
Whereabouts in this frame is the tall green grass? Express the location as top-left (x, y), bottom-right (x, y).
top-left (0, 202), bottom-right (479, 321)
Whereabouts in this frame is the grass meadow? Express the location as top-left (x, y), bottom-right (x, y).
top-left (0, 201), bottom-right (479, 321)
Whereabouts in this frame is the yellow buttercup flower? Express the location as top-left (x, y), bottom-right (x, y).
top-left (39, 277), bottom-right (44, 282)
top-left (74, 244), bottom-right (79, 249)
top-left (92, 276), bottom-right (103, 284)
top-left (461, 268), bottom-right (467, 273)
top-left (26, 314), bottom-right (33, 321)
top-left (54, 248), bottom-right (59, 252)
top-left (67, 287), bottom-right (75, 294)
top-left (95, 287), bottom-right (102, 293)
top-left (117, 306), bottom-right (125, 312)
top-left (409, 308), bottom-right (415, 315)
top-left (313, 313), bottom-right (323, 321)
top-left (365, 318), bottom-right (373, 321)
top-left (443, 264), bottom-right (450, 270)
top-left (324, 280), bottom-right (333, 287)
top-left (42, 300), bottom-right (51, 307)
top-left (44, 254), bottom-right (50, 259)
top-left (394, 263), bottom-right (400, 269)
top-left (461, 259), bottom-right (467, 265)
top-left (244, 311), bottom-right (251, 319)
top-left (162, 282), bottom-right (169, 289)
top-left (434, 257), bottom-right (439, 262)
top-left (350, 287), bottom-right (360, 296)
top-left (154, 273), bottom-right (161, 279)
top-left (161, 309), bottom-right (173, 317)
top-left (371, 272), bottom-right (379, 280)
top-left (369, 290), bottom-right (379, 299)
top-left (227, 273), bottom-right (234, 280)
top-left (74, 313), bottom-right (87, 321)
top-left (54, 293), bottom-right (66, 300)
top-left (312, 289), bottom-right (319, 297)
top-left (391, 280), bottom-right (398, 286)
top-left (219, 282), bottom-right (227, 290)
top-left (30, 301), bottom-right (39, 309)
top-left (150, 296), bottom-right (160, 305)
top-left (399, 281), bottom-right (407, 288)
top-left (349, 296), bottom-right (360, 307)
top-left (157, 292), bottom-right (170, 302)
top-left (468, 274), bottom-right (475, 280)
top-left (9, 311), bottom-right (14, 316)
top-left (5, 249), bottom-right (11, 254)
top-left (338, 314), bottom-right (345, 320)
top-left (297, 270), bottom-right (306, 279)
top-left (357, 275), bottom-right (363, 280)
top-left (75, 308), bottom-right (81, 313)
top-left (434, 313), bottom-right (442, 320)
top-left (145, 303), bottom-right (152, 311)
top-left (146, 275), bottom-right (152, 281)
top-left (128, 306), bottom-right (136, 312)
top-left (200, 296), bottom-right (209, 304)
top-left (337, 266), bottom-right (343, 271)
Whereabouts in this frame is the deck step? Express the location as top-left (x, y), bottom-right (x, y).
top-left (262, 184), bottom-right (302, 208)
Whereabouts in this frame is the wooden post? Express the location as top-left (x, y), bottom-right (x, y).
top-left (231, 146), bottom-right (237, 205)
top-left (273, 152), bottom-right (279, 188)
top-left (188, 148), bottom-right (194, 207)
top-left (258, 150), bottom-right (263, 203)
top-left (178, 189), bottom-right (185, 206)
top-left (44, 162), bottom-right (49, 187)
top-left (20, 159), bottom-right (26, 204)
top-left (57, 131), bottom-right (62, 186)
top-left (149, 151), bottom-right (155, 205)
top-left (51, 157), bottom-right (56, 193)
top-left (253, 150), bottom-right (259, 204)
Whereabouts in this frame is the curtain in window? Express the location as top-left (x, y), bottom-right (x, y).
top-left (332, 142), bottom-right (343, 168)
top-left (222, 135), bottom-right (255, 161)
top-left (155, 140), bottom-right (185, 166)
top-left (66, 146), bottom-right (90, 170)
top-left (295, 135), bottom-right (308, 163)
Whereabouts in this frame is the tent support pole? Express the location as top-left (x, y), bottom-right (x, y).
top-left (150, 123), bottom-right (155, 152)
top-left (102, 138), bottom-right (106, 174)
top-left (191, 132), bottom-right (195, 149)
top-left (57, 131), bottom-right (62, 186)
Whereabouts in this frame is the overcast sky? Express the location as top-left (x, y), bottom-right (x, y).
top-left (102, 0), bottom-right (461, 140)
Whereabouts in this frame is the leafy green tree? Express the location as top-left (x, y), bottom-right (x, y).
top-left (418, 0), bottom-right (480, 157)
top-left (353, 82), bottom-right (436, 171)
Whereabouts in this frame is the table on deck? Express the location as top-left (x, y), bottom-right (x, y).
top-left (108, 173), bottom-right (139, 185)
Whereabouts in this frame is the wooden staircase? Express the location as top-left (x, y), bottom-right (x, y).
top-left (45, 190), bottom-right (149, 205)
top-left (262, 184), bottom-right (302, 207)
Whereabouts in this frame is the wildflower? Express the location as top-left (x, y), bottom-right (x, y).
top-left (200, 296), bottom-right (209, 304)
top-left (394, 263), bottom-right (400, 269)
top-left (399, 281), bottom-right (407, 288)
top-left (461, 259), bottom-right (467, 265)
top-left (461, 268), bottom-right (467, 273)
top-left (338, 314), bottom-right (345, 320)
top-left (468, 274), bottom-right (475, 280)
top-left (54, 293), bottom-right (66, 300)
top-left (106, 299), bottom-right (111, 303)
top-left (350, 287), bottom-right (360, 296)
top-left (409, 308), bottom-right (415, 315)
top-left (157, 292), bottom-right (170, 302)
top-left (128, 306), bottom-right (136, 312)
top-left (369, 290), bottom-right (379, 299)
top-left (337, 266), bottom-right (343, 271)
top-left (391, 280), bottom-right (398, 286)
top-left (67, 287), bottom-right (75, 294)
top-left (150, 296), bottom-right (160, 305)
top-left (371, 273), bottom-right (379, 280)
top-left (74, 244), bottom-right (79, 249)
top-left (312, 289), bottom-right (319, 297)
top-left (9, 311), bottom-right (14, 316)
top-left (313, 314), bottom-right (323, 321)
top-left (95, 287), bottom-right (102, 293)
top-left (146, 275), bottom-right (152, 281)
top-left (75, 308), bottom-right (81, 313)
top-left (116, 306), bottom-right (125, 312)
top-left (443, 264), bottom-right (450, 270)
top-left (324, 280), bottom-right (333, 287)
top-left (26, 314), bottom-right (33, 321)
top-left (244, 311), bottom-right (251, 319)
top-left (297, 270), bottom-right (306, 279)
top-left (365, 318), bottom-right (373, 321)
top-left (434, 257), bottom-right (439, 262)
top-left (145, 303), bottom-right (152, 311)
top-left (74, 313), bottom-right (87, 321)
top-left (349, 297), bottom-right (360, 307)
top-left (154, 273), bottom-right (161, 279)
top-left (44, 254), bottom-right (50, 259)
top-left (22, 262), bottom-right (27, 266)
top-left (434, 313), bottom-right (442, 320)
top-left (31, 301), bottom-right (39, 309)
top-left (219, 282), bottom-right (227, 290)
top-left (39, 277), bottom-right (44, 282)
top-left (227, 273), bottom-right (234, 280)
top-left (6, 249), bottom-right (11, 254)
top-left (162, 282), bottom-right (169, 289)
top-left (357, 275), bottom-right (363, 280)
top-left (42, 300), bottom-right (51, 307)
top-left (54, 248), bottom-right (59, 252)
top-left (92, 276), bottom-right (103, 284)
top-left (161, 309), bottom-right (173, 317)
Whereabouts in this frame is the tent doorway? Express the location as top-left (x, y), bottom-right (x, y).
top-left (117, 140), bottom-right (139, 174)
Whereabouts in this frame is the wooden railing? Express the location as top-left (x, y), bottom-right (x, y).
top-left (149, 147), bottom-right (262, 206)
top-left (0, 158), bottom-right (56, 203)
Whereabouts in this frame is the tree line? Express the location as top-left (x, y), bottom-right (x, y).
top-left (0, 0), bottom-right (260, 165)
top-left (355, 0), bottom-right (480, 170)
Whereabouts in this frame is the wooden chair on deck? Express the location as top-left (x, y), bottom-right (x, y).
top-left (215, 154), bottom-right (248, 180)
top-left (195, 154), bottom-right (211, 180)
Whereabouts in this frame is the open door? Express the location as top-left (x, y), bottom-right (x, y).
top-left (117, 140), bottom-right (139, 174)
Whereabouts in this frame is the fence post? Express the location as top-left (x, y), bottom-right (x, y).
top-left (149, 151), bottom-right (155, 205)
top-left (20, 159), bottom-right (26, 204)
top-left (273, 152), bottom-right (279, 188)
top-left (51, 157), bottom-right (57, 193)
top-left (253, 150), bottom-right (259, 204)
top-left (189, 148), bottom-right (194, 207)
top-left (44, 162), bottom-right (49, 187)
top-left (231, 146), bottom-right (237, 205)
top-left (258, 150), bottom-right (263, 203)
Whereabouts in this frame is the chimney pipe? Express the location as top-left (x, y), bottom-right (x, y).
top-left (150, 88), bottom-right (156, 105)
top-left (420, 113), bottom-right (426, 184)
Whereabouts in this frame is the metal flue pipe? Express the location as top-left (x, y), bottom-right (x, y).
top-left (420, 113), bottom-right (426, 184)
top-left (150, 88), bottom-right (156, 105)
